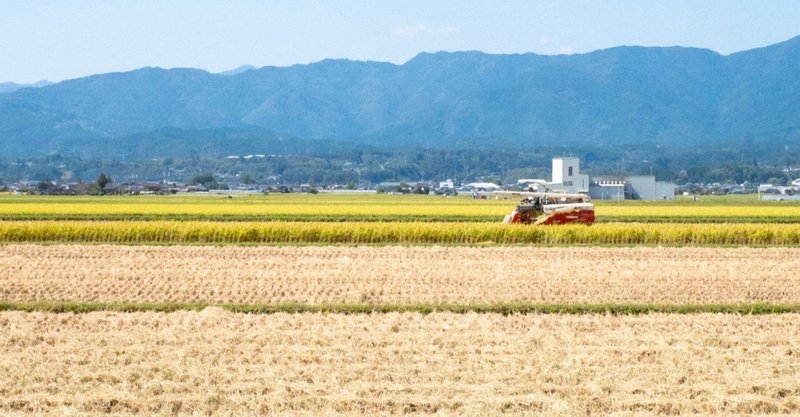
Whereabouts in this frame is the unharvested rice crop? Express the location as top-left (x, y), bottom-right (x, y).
top-left (1, 311), bottom-right (798, 416)
top-left (600, 205), bottom-right (800, 219)
top-left (0, 195), bottom-right (508, 221)
top-left (1, 221), bottom-right (800, 245)
top-left (1, 195), bottom-right (798, 222)
top-left (2, 245), bottom-right (799, 306)
top-left (0, 200), bottom-right (503, 219)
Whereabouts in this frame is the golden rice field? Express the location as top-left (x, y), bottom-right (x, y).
top-left (1, 311), bottom-right (799, 416)
top-left (601, 204), bottom-right (800, 219)
top-left (2, 193), bottom-right (799, 416)
top-left (2, 245), bottom-right (799, 306)
top-left (0, 194), bottom-right (502, 218)
top-left (1, 194), bottom-right (799, 222)
top-left (1, 220), bottom-right (799, 245)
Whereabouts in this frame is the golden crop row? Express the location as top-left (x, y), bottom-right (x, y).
top-left (3, 245), bottom-right (798, 305)
top-left (1, 221), bottom-right (799, 245)
top-left (1, 194), bottom-right (798, 219)
top-left (2, 311), bottom-right (798, 416)
top-left (601, 205), bottom-right (800, 218)
top-left (0, 201), bottom-right (507, 217)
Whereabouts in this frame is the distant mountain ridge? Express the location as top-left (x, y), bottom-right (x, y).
top-left (0, 80), bottom-right (52, 94)
top-left (217, 65), bottom-right (257, 76)
top-left (1, 36), bottom-right (799, 159)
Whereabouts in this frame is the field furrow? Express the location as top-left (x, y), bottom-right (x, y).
top-left (2, 245), bottom-right (799, 306)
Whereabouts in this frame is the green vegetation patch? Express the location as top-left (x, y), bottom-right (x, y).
top-left (2, 301), bottom-right (798, 315)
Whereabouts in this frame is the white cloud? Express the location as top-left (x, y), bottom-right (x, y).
top-left (539, 35), bottom-right (552, 44)
top-left (559, 46), bottom-right (574, 54)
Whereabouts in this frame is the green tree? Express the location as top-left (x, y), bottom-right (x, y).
top-left (190, 173), bottom-right (218, 189)
top-left (96, 173), bottom-right (111, 195)
top-left (767, 177), bottom-right (785, 186)
top-left (38, 177), bottom-right (54, 193)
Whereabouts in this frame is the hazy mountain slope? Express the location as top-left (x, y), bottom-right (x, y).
top-left (720, 36), bottom-right (800, 135)
top-left (103, 126), bottom-right (347, 159)
top-left (1, 36), bottom-right (798, 158)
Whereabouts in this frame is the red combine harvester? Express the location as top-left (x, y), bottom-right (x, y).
top-left (496, 191), bottom-right (595, 225)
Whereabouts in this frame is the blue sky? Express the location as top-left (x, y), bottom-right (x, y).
top-left (2, 0), bottom-right (799, 83)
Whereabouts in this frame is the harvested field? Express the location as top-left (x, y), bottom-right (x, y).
top-left (1, 311), bottom-right (799, 416)
top-left (2, 245), bottom-right (799, 306)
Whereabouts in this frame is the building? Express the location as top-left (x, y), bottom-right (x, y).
top-left (587, 176), bottom-right (626, 200)
top-left (758, 179), bottom-right (800, 198)
top-left (548, 157), bottom-right (675, 200)
top-left (438, 179), bottom-right (454, 190)
top-left (551, 157), bottom-right (589, 193)
top-left (589, 175), bottom-right (675, 200)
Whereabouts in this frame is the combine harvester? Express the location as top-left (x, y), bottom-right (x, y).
top-left (494, 181), bottom-right (595, 225)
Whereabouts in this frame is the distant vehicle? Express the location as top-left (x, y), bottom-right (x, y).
top-left (494, 190), bottom-right (595, 225)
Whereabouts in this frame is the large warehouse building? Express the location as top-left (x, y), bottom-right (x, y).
top-left (549, 157), bottom-right (675, 200)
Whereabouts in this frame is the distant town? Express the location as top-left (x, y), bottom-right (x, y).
top-left (5, 157), bottom-right (798, 201)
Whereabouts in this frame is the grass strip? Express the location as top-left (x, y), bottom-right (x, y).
top-left (2, 301), bottom-right (799, 315)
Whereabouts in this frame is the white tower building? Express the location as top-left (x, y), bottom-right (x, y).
top-left (552, 157), bottom-right (589, 193)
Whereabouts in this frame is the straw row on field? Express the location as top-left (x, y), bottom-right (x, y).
top-left (1, 221), bottom-right (800, 245)
top-left (3, 245), bottom-right (799, 306)
top-left (1, 311), bottom-right (798, 416)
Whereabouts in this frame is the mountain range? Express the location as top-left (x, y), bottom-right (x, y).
top-left (1, 36), bottom-right (799, 160)
top-left (0, 80), bottom-right (52, 94)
